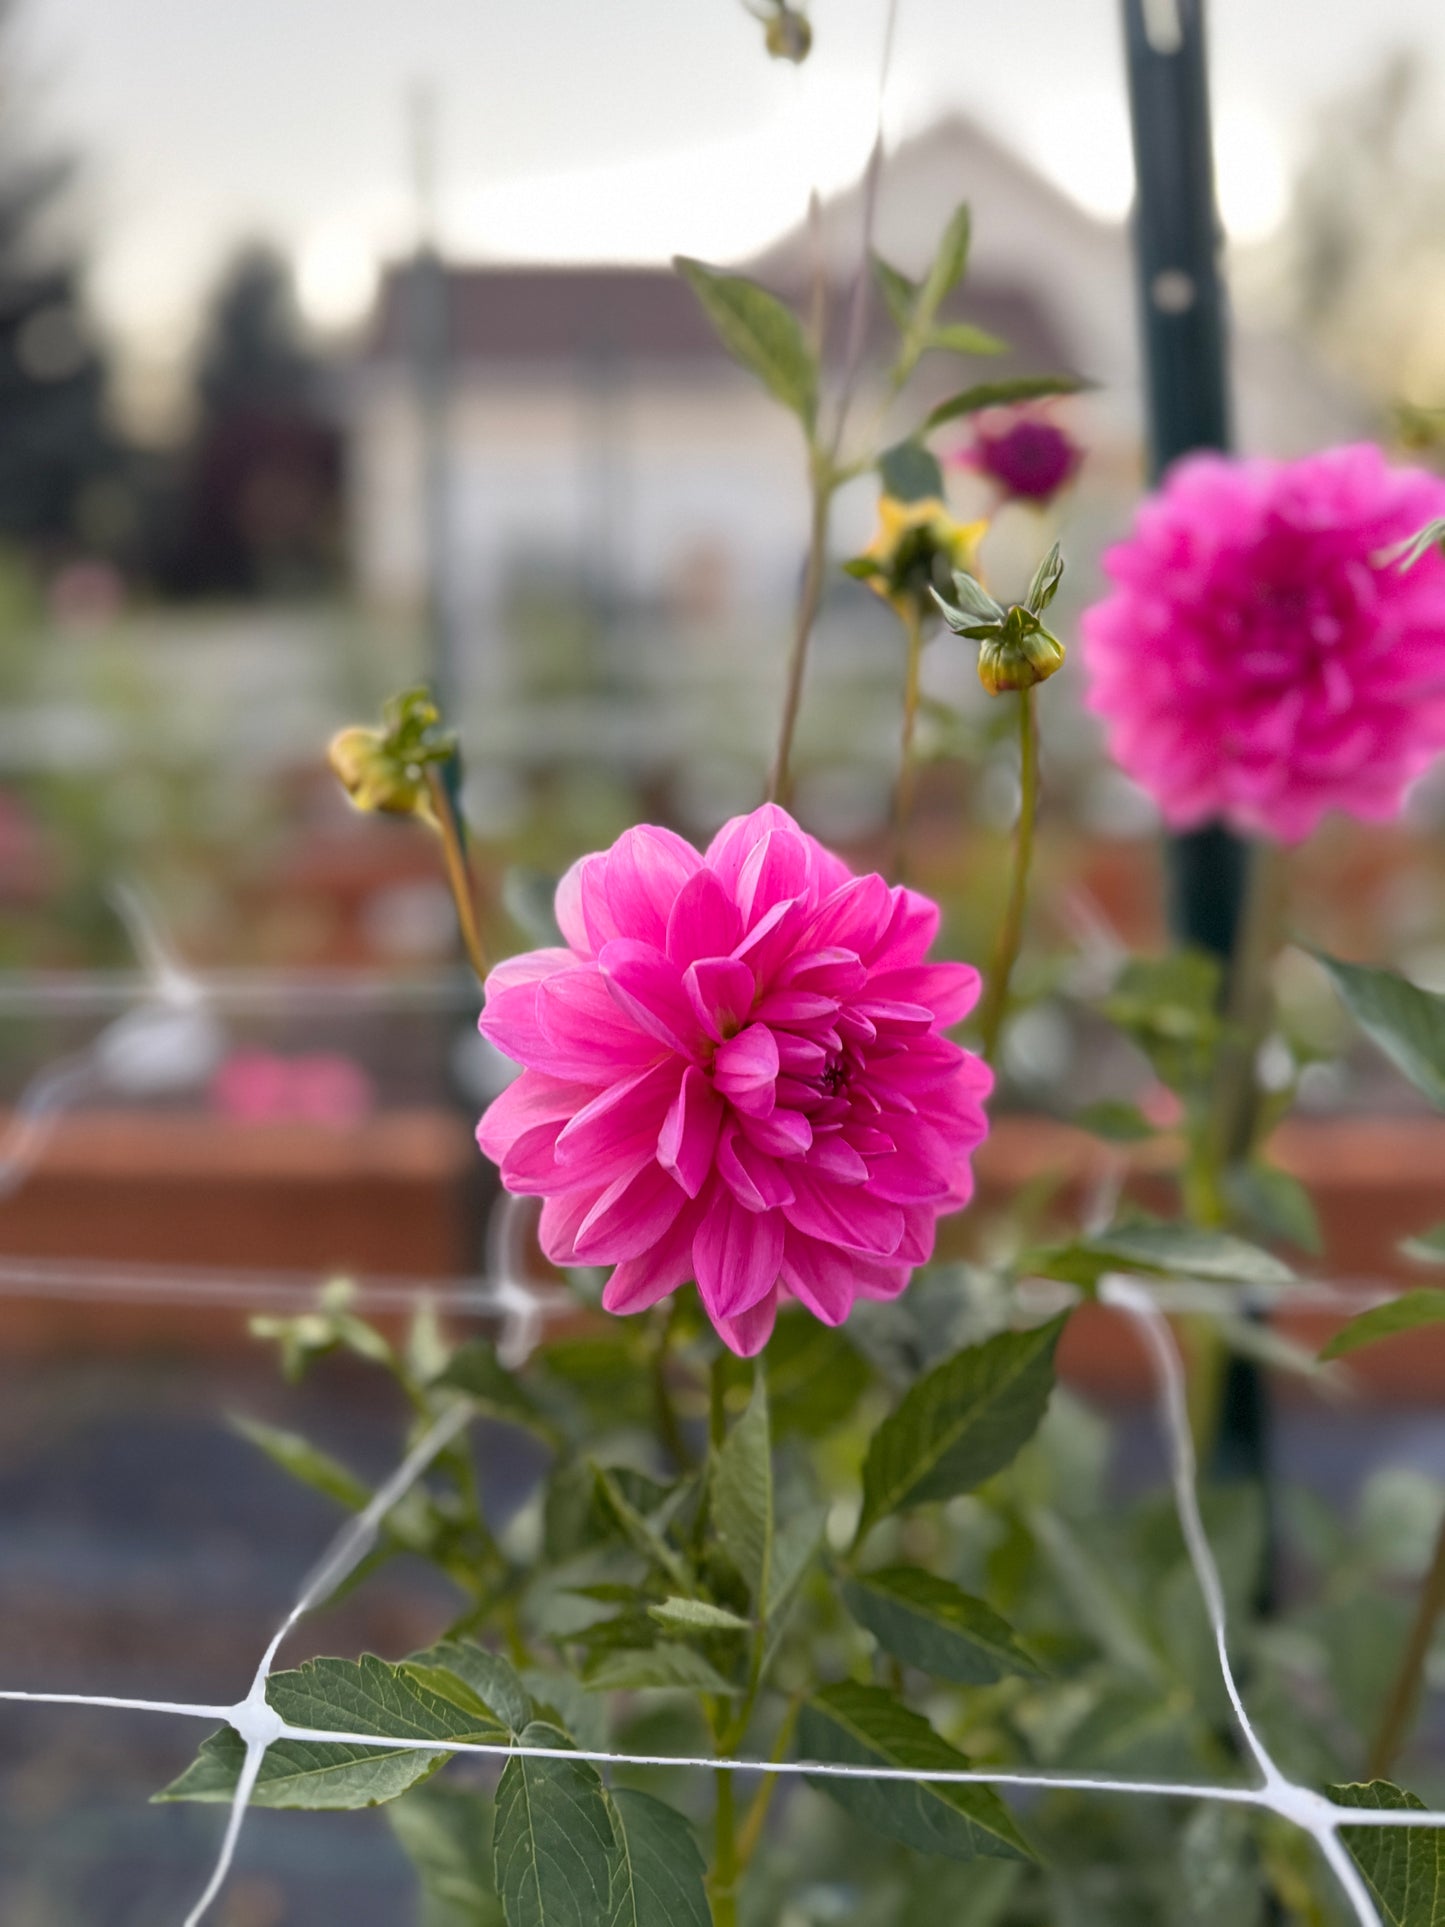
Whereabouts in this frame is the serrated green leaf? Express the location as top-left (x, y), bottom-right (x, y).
top-left (584, 1643), bottom-right (736, 1694)
top-left (1331, 1780), bottom-right (1445, 1925)
top-left (877, 439), bottom-right (946, 503)
top-left (858, 1319), bottom-right (1064, 1539)
top-left (760, 1314), bottom-right (873, 1436)
top-left (1073, 1099), bottom-right (1155, 1143)
top-left (590, 1463), bottom-right (694, 1592)
top-left (799, 1682), bottom-right (1032, 1863)
top-left (1404, 1224), bottom-right (1445, 1265)
top-left (872, 253), bottom-right (919, 331)
top-left (674, 257), bottom-right (816, 429)
top-left (648, 1596), bottom-right (752, 1635)
top-left (842, 1568), bottom-right (1043, 1684)
top-left (1319, 1290), bottom-right (1445, 1362)
top-left (438, 1338), bottom-right (555, 1439)
top-left (923, 374), bottom-right (1086, 433)
top-left (493, 1722), bottom-right (618, 1927)
top-left (605, 1789), bottom-right (711, 1927)
top-left (1311, 950), bottom-right (1445, 1111)
top-left (917, 204), bottom-right (973, 324)
top-left (404, 1641), bottom-right (533, 1736)
top-left (1224, 1160), bottom-right (1323, 1256)
top-left (231, 1415), bottom-right (371, 1512)
top-left (713, 1374), bottom-right (773, 1613)
top-left (925, 321), bottom-right (1009, 358)
top-left (1029, 1506), bottom-right (1163, 1682)
top-left (390, 1781), bottom-right (505, 1927)
top-left (158, 1655), bottom-right (502, 1810)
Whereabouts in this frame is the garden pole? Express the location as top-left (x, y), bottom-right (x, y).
top-left (1118, 0), bottom-right (1269, 1494)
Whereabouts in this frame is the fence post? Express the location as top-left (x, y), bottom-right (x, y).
top-left (1118, 0), bottom-right (1268, 1491)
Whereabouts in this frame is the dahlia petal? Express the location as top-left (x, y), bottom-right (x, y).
top-left (712, 1286), bottom-right (779, 1358)
top-left (599, 939), bottom-right (702, 1055)
top-left (658, 1065), bottom-right (725, 1198)
top-left (733, 896), bottom-right (808, 989)
top-left (666, 868), bottom-right (743, 965)
top-left (601, 1197), bottom-right (702, 1314)
top-left (713, 1024), bottom-right (780, 1117)
top-left (738, 1107), bottom-right (813, 1158)
top-left (783, 1172), bottom-right (904, 1258)
top-left (539, 1188), bottom-right (597, 1266)
top-left (555, 1060), bottom-right (680, 1184)
top-left (718, 1123), bottom-right (795, 1211)
top-left (553, 860), bottom-right (595, 957)
top-left (780, 1233), bottom-right (859, 1325)
top-left (805, 1131), bottom-right (870, 1185)
top-left (532, 968), bottom-right (664, 1079)
top-left (574, 1160), bottom-right (686, 1264)
top-left (704, 804), bottom-right (801, 898)
top-left (737, 827), bottom-right (812, 926)
top-left (752, 987), bottom-right (839, 1027)
top-left (477, 1069), bottom-right (597, 1167)
top-left (485, 947), bottom-right (575, 994)
top-left (498, 1120), bottom-right (575, 1195)
top-left (866, 962), bottom-right (982, 1027)
top-left (597, 826), bottom-right (703, 951)
top-left (685, 957), bottom-right (756, 1041)
top-left (693, 1191), bottom-right (784, 1318)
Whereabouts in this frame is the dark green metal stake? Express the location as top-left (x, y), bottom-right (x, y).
top-left (1119, 0), bottom-right (1269, 1489)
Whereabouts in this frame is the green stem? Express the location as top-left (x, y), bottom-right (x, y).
top-left (1369, 1504), bottom-right (1445, 1779)
top-left (651, 1300), bottom-right (694, 1473)
top-left (424, 765), bottom-right (489, 986)
top-left (892, 602), bottom-right (927, 879)
top-left (768, 460), bottom-right (834, 808)
top-left (977, 686), bottom-right (1038, 1064)
top-left (736, 1696), bottom-right (803, 1872)
top-left (711, 1766), bottom-right (740, 1927)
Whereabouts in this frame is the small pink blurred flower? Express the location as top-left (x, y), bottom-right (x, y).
top-left (1081, 445), bottom-right (1445, 842)
top-left (953, 409), bottom-right (1083, 504)
top-left (209, 1050), bottom-right (375, 1128)
top-left (476, 806), bottom-right (992, 1356)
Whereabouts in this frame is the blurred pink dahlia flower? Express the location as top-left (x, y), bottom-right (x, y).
top-left (1081, 444), bottom-right (1445, 841)
top-left (477, 806), bottom-right (991, 1355)
top-left (954, 409), bottom-right (1083, 504)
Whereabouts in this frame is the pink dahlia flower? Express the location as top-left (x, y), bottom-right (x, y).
top-left (1081, 444), bottom-right (1445, 841)
top-left (476, 806), bottom-right (991, 1355)
top-left (954, 409), bottom-right (1083, 504)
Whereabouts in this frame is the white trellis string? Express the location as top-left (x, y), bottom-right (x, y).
top-left (1, 1274), bottom-right (1441, 1921)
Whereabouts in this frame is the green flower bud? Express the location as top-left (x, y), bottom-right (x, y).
top-left (977, 623), bottom-right (1067, 695)
top-left (932, 546), bottom-right (1069, 696)
top-left (764, 6), bottom-right (812, 62)
top-left (328, 686), bottom-right (456, 820)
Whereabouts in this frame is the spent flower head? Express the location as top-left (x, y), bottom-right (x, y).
top-left (328, 686), bottom-right (457, 822)
top-left (932, 542), bottom-right (1067, 695)
top-left (846, 494), bottom-right (988, 627)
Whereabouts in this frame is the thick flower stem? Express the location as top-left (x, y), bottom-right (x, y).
top-left (424, 766), bottom-right (489, 987)
top-left (711, 1766), bottom-right (740, 1927)
top-left (769, 463), bottom-right (834, 808)
top-left (1369, 1504), bottom-right (1445, 1779)
top-left (892, 603), bottom-right (927, 879)
top-left (977, 685), bottom-right (1039, 1064)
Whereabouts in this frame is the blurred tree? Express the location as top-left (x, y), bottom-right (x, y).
top-left (1283, 52), bottom-right (1445, 411)
top-left (0, 1), bottom-right (120, 555)
top-left (152, 243), bottom-right (343, 599)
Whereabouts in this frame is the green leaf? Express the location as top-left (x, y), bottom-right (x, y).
top-left (1331, 1780), bottom-right (1445, 1926)
top-left (1404, 1224), bottom-right (1445, 1265)
top-left (858, 1318), bottom-right (1064, 1539)
top-left (674, 257), bottom-right (816, 429)
top-left (842, 1568), bottom-right (1043, 1684)
top-left (404, 1641), bottom-right (533, 1736)
top-left (438, 1338), bottom-right (556, 1439)
top-left (590, 1463), bottom-right (694, 1593)
top-left (231, 1416), bottom-right (371, 1512)
top-left (916, 203), bottom-right (973, 329)
top-left (798, 1682), bottom-right (1032, 1863)
top-left (647, 1597), bottom-right (752, 1635)
top-left (1073, 1099), bottom-right (1155, 1143)
top-left (1224, 1160), bottom-right (1323, 1256)
top-left (1311, 949), bottom-right (1445, 1110)
top-left (713, 1373), bottom-right (773, 1613)
top-left (877, 439), bottom-right (945, 503)
top-left (1102, 948), bottom-right (1223, 1096)
top-left (158, 1655), bottom-right (504, 1810)
top-left (605, 1789), bottom-right (711, 1927)
top-left (584, 1643), bottom-right (735, 1695)
top-left (1319, 1290), bottom-right (1445, 1362)
top-left (493, 1722), bottom-right (619, 1927)
top-left (760, 1313), bottom-right (873, 1437)
top-left (923, 374), bottom-right (1086, 433)
top-left (390, 1781), bottom-right (505, 1927)
top-left (1028, 1222), bottom-right (1294, 1293)
top-left (925, 321), bottom-right (1008, 358)
top-left (1023, 543), bottom-right (1064, 615)
top-left (871, 253), bottom-right (919, 332)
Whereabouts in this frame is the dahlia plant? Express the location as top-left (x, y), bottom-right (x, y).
top-left (159, 129), bottom-right (1445, 1927)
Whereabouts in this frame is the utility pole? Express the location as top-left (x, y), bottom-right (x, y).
top-left (407, 80), bottom-right (458, 715)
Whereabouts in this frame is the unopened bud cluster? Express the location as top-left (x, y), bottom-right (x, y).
top-left (328, 686), bottom-right (457, 820)
top-left (932, 543), bottom-right (1067, 695)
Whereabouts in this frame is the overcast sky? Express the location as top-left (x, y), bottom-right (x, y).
top-left (16, 0), bottom-right (1445, 366)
